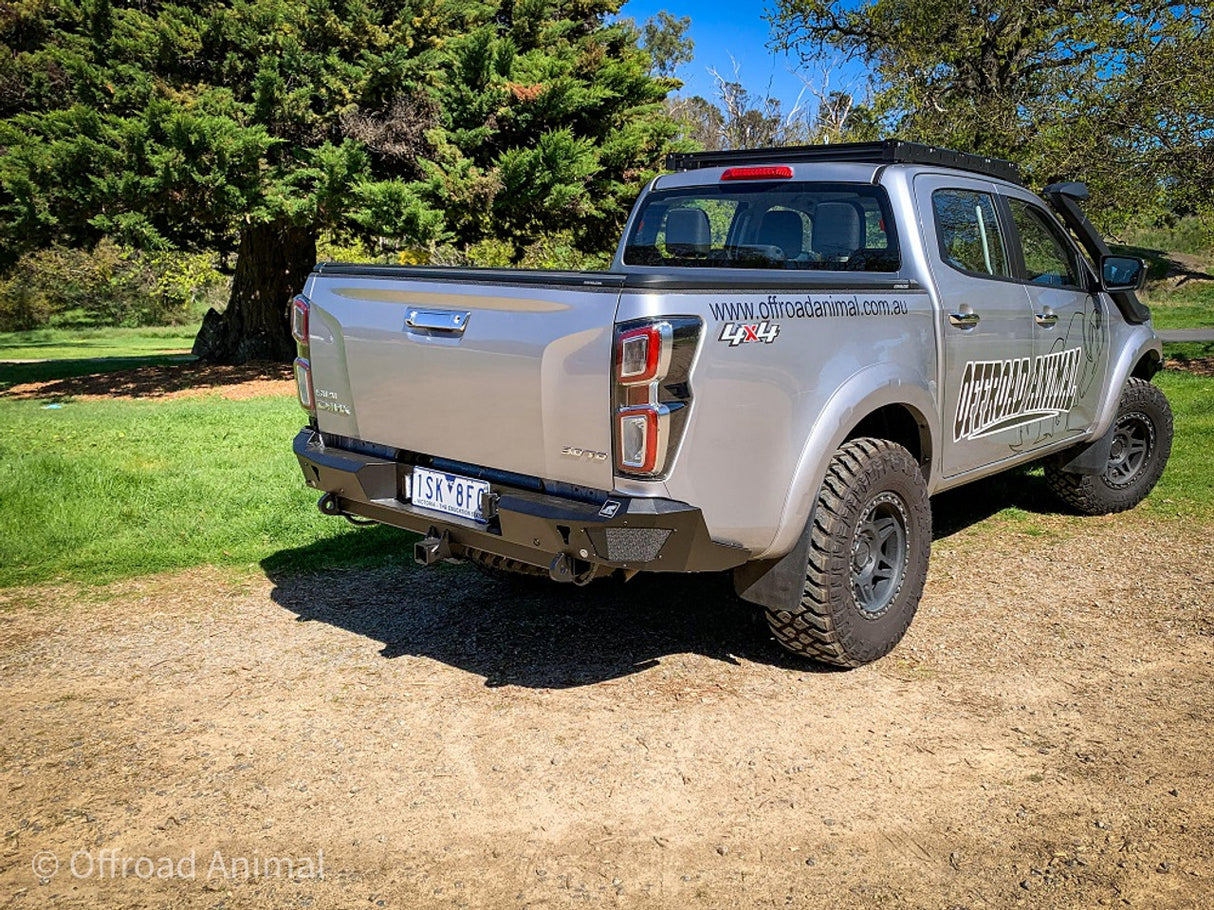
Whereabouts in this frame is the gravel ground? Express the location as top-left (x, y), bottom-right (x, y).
top-left (1, 510), bottom-right (1211, 909)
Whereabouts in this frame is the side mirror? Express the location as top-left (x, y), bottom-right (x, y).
top-left (1100, 254), bottom-right (1147, 292)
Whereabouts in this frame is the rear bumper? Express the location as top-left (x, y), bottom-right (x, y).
top-left (293, 429), bottom-right (748, 574)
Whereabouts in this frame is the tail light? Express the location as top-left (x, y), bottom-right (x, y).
top-left (291, 294), bottom-right (316, 416)
top-left (617, 324), bottom-right (668, 383)
top-left (291, 294), bottom-right (310, 344)
top-left (293, 357), bottom-right (315, 411)
top-left (612, 317), bottom-right (700, 477)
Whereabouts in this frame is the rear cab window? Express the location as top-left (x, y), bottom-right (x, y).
top-left (623, 183), bottom-right (900, 272)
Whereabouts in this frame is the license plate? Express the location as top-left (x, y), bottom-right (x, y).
top-left (410, 467), bottom-right (490, 523)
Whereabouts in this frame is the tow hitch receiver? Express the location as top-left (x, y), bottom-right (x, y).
top-left (549, 553), bottom-right (597, 586)
top-left (414, 529), bottom-right (454, 566)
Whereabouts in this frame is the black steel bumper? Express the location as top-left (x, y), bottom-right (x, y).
top-left (293, 429), bottom-right (749, 574)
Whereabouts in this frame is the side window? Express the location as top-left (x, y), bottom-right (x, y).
top-left (1008, 199), bottom-right (1081, 288)
top-left (932, 189), bottom-right (1011, 278)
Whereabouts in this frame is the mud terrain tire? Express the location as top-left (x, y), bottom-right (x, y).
top-left (766, 438), bottom-right (931, 668)
top-left (1046, 378), bottom-right (1173, 515)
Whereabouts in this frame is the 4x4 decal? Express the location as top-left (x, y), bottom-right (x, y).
top-left (718, 321), bottom-right (780, 346)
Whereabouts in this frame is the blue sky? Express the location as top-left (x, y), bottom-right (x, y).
top-left (617, 1), bottom-right (864, 113)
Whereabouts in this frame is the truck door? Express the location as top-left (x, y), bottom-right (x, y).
top-left (1003, 194), bottom-right (1111, 449)
top-left (914, 175), bottom-right (1038, 477)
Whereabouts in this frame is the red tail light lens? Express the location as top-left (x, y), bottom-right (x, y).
top-left (611, 317), bottom-right (700, 478)
top-left (617, 324), bottom-right (662, 384)
top-left (291, 295), bottom-right (310, 345)
top-left (293, 357), bottom-right (315, 412)
top-left (721, 166), bottom-right (793, 181)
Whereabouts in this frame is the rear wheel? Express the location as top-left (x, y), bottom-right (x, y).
top-left (1045, 378), bottom-right (1173, 515)
top-left (765, 438), bottom-right (931, 668)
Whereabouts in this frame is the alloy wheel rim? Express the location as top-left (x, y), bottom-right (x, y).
top-left (1107, 411), bottom-right (1154, 487)
top-left (851, 492), bottom-right (909, 617)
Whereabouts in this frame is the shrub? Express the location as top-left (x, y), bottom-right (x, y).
top-left (0, 241), bottom-right (226, 331)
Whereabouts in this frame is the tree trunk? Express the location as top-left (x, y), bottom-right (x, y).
top-left (193, 221), bottom-right (317, 364)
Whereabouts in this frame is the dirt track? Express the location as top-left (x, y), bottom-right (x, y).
top-left (1, 509), bottom-right (1211, 909)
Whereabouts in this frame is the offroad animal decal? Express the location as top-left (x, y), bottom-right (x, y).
top-left (953, 346), bottom-right (1083, 441)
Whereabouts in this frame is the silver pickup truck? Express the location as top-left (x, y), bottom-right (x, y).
top-left (291, 140), bottom-right (1172, 667)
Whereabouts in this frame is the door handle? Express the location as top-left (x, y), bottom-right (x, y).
top-left (948, 312), bottom-right (980, 328)
top-left (1035, 312), bottom-right (1059, 327)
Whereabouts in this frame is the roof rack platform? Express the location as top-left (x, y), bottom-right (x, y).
top-left (665, 139), bottom-right (1022, 185)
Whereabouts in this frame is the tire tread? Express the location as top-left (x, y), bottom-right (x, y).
top-left (765, 438), bottom-right (931, 668)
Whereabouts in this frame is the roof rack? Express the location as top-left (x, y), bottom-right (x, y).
top-left (665, 139), bottom-right (1022, 185)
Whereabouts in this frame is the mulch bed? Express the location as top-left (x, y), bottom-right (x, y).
top-left (2, 361), bottom-right (294, 402)
top-left (1166, 356), bottom-right (1214, 377)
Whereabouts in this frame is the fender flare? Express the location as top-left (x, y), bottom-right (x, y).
top-left (760, 364), bottom-right (939, 562)
top-left (1056, 329), bottom-right (1162, 474)
top-left (735, 366), bottom-right (937, 611)
top-left (1091, 329), bottom-right (1163, 439)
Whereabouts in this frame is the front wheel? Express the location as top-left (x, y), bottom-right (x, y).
top-left (765, 438), bottom-right (932, 668)
top-left (1045, 378), bottom-right (1173, 515)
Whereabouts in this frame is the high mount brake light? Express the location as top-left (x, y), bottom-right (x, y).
top-left (720, 165), bottom-right (793, 181)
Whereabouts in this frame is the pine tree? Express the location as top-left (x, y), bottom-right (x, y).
top-left (0, 0), bottom-right (678, 362)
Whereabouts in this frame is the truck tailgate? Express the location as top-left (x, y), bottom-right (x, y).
top-left (303, 268), bottom-right (622, 490)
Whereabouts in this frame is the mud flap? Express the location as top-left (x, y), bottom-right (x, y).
top-left (1059, 420), bottom-right (1118, 476)
top-left (733, 508), bottom-right (815, 613)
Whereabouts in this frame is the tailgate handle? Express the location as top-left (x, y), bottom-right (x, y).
top-left (405, 308), bottom-right (470, 334)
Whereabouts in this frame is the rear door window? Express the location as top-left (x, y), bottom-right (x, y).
top-left (931, 189), bottom-right (1011, 278)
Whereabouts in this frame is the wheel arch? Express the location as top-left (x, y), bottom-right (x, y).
top-left (843, 403), bottom-right (933, 474)
top-left (1091, 331), bottom-right (1165, 438)
top-left (757, 366), bottom-right (939, 562)
top-left (1131, 348), bottom-right (1162, 380)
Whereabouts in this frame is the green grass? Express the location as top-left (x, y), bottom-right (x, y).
top-left (0, 355), bottom-right (196, 392)
top-left (0, 369), bottom-right (1210, 590)
top-left (1143, 281), bottom-right (1214, 330)
top-left (0, 325), bottom-right (198, 361)
top-left (1119, 215), bottom-right (1212, 260)
top-left (1147, 278), bottom-right (1214, 362)
top-left (1146, 371), bottom-right (1214, 518)
top-left (0, 394), bottom-right (413, 588)
top-left (0, 325), bottom-right (201, 392)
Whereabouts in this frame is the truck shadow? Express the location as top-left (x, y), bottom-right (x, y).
top-left (931, 465), bottom-right (1060, 538)
top-left (262, 537), bottom-right (817, 689)
top-left (261, 467), bottom-right (1057, 688)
